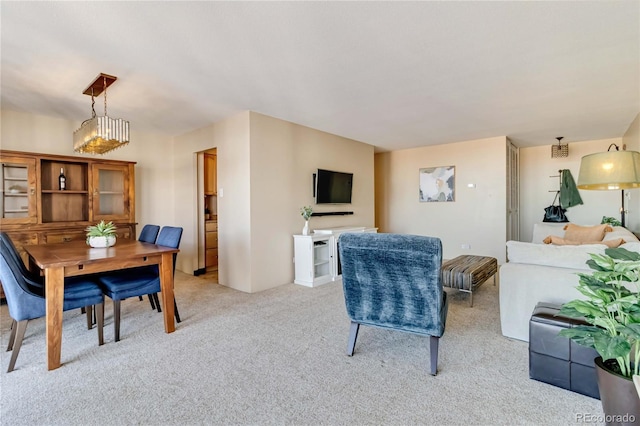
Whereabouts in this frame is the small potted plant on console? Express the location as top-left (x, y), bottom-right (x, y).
top-left (300, 206), bottom-right (313, 236)
top-left (559, 247), bottom-right (640, 424)
top-left (86, 220), bottom-right (117, 248)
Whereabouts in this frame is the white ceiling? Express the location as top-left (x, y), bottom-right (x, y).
top-left (1, 1), bottom-right (639, 152)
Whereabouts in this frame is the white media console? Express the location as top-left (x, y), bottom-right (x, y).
top-left (293, 226), bottom-right (377, 287)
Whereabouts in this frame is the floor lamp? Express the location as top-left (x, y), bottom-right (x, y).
top-left (576, 144), bottom-right (640, 228)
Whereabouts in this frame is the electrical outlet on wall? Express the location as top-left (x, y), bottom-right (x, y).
top-left (461, 243), bottom-right (471, 250)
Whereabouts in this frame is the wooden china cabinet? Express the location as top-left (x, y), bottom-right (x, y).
top-left (0, 150), bottom-right (137, 299)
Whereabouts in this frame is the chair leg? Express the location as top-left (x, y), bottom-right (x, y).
top-left (429, 336), bottom-right (439, 376)
top-left (7, 320), bottom-right (28, 373)
top-left (96, 303), bottom-right (104, 346)
top-left (148, 294), bottom-right (156, 310)
top-left (86, 305), bottom-right (93, 329)
top-left (113, 300), bottom-right (121, 342)
top-left (153, 293), bottom-right (162, 313)
top-left (347, 321), bottom-right (360, 356)
top-left (174, 299), bottom-right (181, 323)
top-left (7, 319), bottom-right (17, 351)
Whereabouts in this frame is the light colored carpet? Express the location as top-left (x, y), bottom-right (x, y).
top-left (0, 272), bottom-right (603, 425)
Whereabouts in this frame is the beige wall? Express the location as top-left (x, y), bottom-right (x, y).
top-left (0, 109), bottom-right (175, 229)
top-left (174, 111), bottom-right (374, 293)
top-left (622, 113), bottom-right (640, 151)
top-left (1, 109), bottom-right (374, 293)
top-left (375, 136), bottom-right (508, 263)
top-left (248, 112), bottom-right (375, 291)
top-left (4, 108), bottom-right (636, 290)
top-left (519, 133), bottom-right (639, 241)
top-left (621, 112), bottom-right (639, 233)
top-left (172, 112), bottom-right (251, 291)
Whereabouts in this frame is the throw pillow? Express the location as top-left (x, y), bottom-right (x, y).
top-left (531, 222), bottom-right (567, 243)
top-left (543, 235), bottom-right (624, 248)
top-left (562, 223), bottom-right (612, 242)
top-left (603, 226), bottom-right (640, 243)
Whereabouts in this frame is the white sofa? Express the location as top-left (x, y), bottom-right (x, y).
top-left (499, 224), bottom-right (639, 342)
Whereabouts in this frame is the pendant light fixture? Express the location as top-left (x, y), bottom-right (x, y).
top-left (551, 136), bottom-right (568, 158)
top-left (73, 73), bottom-right (129, 155)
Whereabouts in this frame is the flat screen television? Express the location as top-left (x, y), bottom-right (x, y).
top-left (315, 169), bottom-right (353, 204)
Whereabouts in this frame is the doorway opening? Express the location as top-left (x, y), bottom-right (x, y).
top-left (195, 148), bottom-right (218, 282)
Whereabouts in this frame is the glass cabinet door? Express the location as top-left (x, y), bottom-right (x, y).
top-left (0, 156), bottom-right (37, 224)
top-left (91, 163), bottom-right (131, 221)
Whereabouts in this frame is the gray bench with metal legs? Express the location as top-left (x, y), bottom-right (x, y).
top-left (441, 255), bottom-right (498, 306)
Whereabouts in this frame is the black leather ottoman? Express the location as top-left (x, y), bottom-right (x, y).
top-left (529, 302), bottom-right (600, 399)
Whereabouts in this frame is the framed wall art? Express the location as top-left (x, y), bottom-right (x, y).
top-left (419, 166), bottom-right (455, 202)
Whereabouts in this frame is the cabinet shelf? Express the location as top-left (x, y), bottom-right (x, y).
top-left (41, 190), bottom-right (89, 194)
top-left (3, 177), bottom-right (27, 181)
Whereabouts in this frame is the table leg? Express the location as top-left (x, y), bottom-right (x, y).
top-left (45, 267), bottom-right (64, 370)
top-left (159, 252), bottom-right (176, 333)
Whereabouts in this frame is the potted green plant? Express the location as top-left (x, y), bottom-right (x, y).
top-left (86, 220), bottom-right (117, 248)
top-left (300, 206), bottom-right (313, 235)
top-left (558, 247), bottom-right (640, 422)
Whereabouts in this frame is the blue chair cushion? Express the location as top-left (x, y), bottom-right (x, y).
top-left (99, 269), bottom-right (160, 301)
top-left (62, 277), bottom-right (105, 310)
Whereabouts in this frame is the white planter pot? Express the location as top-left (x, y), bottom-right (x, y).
top-left (88, 235), bottom-right (116, 248)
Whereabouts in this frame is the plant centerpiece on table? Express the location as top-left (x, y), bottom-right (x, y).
top-left (86, 220), bottom-right (117, 248)
top-left (558, 247), bottom-right (640, 420)
top-left (300, 205), bottom-right (313, 236)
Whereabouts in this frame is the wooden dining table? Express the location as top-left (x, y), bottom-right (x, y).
top-left (22, 238), bottom-right (180, 370)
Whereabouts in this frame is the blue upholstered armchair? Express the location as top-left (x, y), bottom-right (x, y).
top-left (338, 233), bottom-right (448, 375)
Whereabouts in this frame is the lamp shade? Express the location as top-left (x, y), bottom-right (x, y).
top-left (577, 150), bottom-right (640, 190)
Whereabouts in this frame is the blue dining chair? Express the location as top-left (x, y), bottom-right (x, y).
top-left (139, 224), bottom-right (160, 244)
top-left (136, 224), bottom-right (160, 308)
top-left (0, 233), bottom-right (105, 372)
top-left (1, 232), bottom-right (97, 329)
top-left (140, 226), bottom-right (183, 320)
top-left (98, 226), bottom-right (183, 342)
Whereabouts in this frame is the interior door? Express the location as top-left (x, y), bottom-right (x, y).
top-left (507, 140), bottom-right (520, 242)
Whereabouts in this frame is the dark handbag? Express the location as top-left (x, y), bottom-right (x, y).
top-left (543, 192), bottom-right (569, 222)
